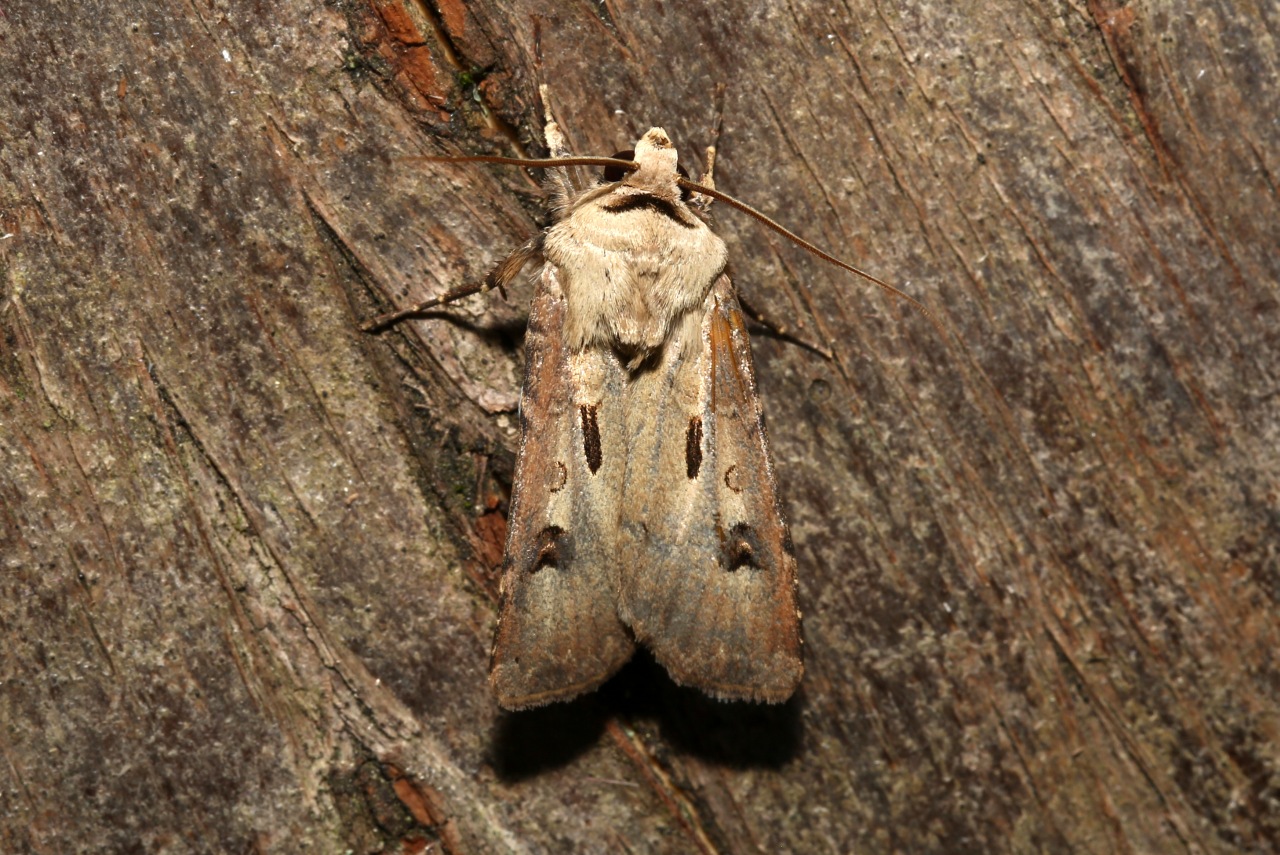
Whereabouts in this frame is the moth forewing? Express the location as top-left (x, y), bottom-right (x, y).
top-left (489, 265), bottom-right (634, 710)
top-left (615, 276), bottom-right (803, 703)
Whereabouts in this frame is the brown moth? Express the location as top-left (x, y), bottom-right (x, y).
top-left (492, 123), bottom-right (805, 710)
top-left (367, 98), bottom-right (933, 710)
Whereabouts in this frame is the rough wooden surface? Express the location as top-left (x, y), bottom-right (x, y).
top-left (2, 0), bottom-right (1277, 852)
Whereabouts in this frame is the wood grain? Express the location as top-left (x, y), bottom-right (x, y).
top-left (1, 0), bottom-right (1276, 851)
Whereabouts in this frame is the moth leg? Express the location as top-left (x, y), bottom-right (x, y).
top-left (538, 84), bottom-right (589, 201)
top-left (538, 85), bottom-right (572, 159)
top-left (689, 142), bottom-right (717, 215)
top-left (690, 84), bottom-right (726, 213)
top-left (485, 235), bottom-right (544, 299)
top-left (736, 293), bottom-right (834, 360)
top-left (362, 236), bottom-right (542, 333)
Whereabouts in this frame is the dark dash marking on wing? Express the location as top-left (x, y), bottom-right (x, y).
top-left (580, 405), bottom-right (603, 473)
top-left (686, 417), bottom-right (703, 479)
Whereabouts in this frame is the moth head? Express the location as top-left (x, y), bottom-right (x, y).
top-left (635, 127), bottom-right (674, 155)
top-left (614, 127), bottom-right (688, 201)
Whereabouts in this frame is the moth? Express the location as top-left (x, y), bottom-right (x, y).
top-left (367, 99), bottom-right (932, 710)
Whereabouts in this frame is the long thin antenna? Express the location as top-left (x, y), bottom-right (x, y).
top-left (418, 155), bottom-right (639, 173)
top-left (676, 177), bottom-right (946, 340)
top-left (406, 153), bottom-right (946, 341)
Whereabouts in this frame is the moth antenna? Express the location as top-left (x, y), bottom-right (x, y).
top-left (421, 155), bottom-right (640, 174)
top-left (421, 154), bottom-right (638, 219)
top-left (676, 177), bottom-right (947, 341)
top-left (415, 151), bottom-right (943, 340)
top-left (368, 154), bottom-right (633, 333)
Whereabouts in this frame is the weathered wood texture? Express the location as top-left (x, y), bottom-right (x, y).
top-left (2, 0), bottom-right (1277, 852)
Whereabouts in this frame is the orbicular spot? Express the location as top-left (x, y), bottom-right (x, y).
top-left (724, 464), bottom-right (743, 494)
top-left (549, 461), bottom-right (567, 493)
top-left (723, 522), bottom-right (761, 572)
top-left (530, 525), bottom-right (570, 573)
top-left (580, 405), bottom-right (602, 473)
top-left (685, 416), bottom-right (703, 479)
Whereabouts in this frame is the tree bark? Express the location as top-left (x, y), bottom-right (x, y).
top-left (2, 0), bottom-right (1276, 852)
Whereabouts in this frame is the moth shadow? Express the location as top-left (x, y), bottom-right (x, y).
top-left (489, 652), bottom-right (803, 781)
top-left (488, 692), bottom-right (611, 782)
top-left (602, 651), bottom-right (804, 769)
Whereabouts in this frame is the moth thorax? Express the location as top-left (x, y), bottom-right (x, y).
top-left (545, 208), bottom-right (727, 367)
top-left (609, 310), bottom-right (704, 372)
